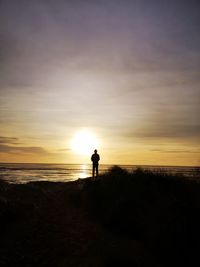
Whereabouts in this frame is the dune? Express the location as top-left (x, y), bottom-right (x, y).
top-left (0, 167), bottom-right (199, 267)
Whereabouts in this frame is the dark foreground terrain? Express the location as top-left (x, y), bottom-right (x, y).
top-left (0, 167), bottom-right (199, 267)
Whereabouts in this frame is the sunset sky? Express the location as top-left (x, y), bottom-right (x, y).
top-left (0, 0), bottom-right (200, 166)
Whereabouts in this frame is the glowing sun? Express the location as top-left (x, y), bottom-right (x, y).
top-left (70, 130), bottom-right (99, 155)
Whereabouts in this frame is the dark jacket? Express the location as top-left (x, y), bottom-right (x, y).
top-left (91, 153), bottom-right (100, 165)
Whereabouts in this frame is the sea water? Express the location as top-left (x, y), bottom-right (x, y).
top-left (0, 163), bottom-right (199, 184)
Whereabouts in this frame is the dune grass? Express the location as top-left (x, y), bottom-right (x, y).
top-left (81, 166), bottom-right (200, 266)
top-left (0, 166), bottom-right (199, 266)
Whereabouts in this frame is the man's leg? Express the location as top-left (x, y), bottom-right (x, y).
top-left (96, 164), bottom-right (99, 177)
top-left (92, 164), bottom-right (95, 177)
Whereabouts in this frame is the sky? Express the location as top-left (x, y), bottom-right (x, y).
top-left (0, 0), bottom-right (200, 166)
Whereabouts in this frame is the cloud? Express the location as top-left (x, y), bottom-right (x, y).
top-left (0, 136), bottom-right (50, 155)
top-left (134, 123), bottom-right (200, 139)
top-left (0, 136), bottom-right (71, 157)
top-left (0, 144), bottom-right (49, 155)
top-left (121, 100), bottom-right (200, 141)
top-left (57, 148), bottom-right (71, 152)
top-left (149, 149), bottom-right (200, 154)
top-left (0, 136), bottom-right (21, 144)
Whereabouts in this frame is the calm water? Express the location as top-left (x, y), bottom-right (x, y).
top-left (0, 163), bottom-right (199, 184)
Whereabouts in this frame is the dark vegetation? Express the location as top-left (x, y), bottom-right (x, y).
top-left (0, 167), bottom-right (200, 266)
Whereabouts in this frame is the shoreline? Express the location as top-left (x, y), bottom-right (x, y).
top-left (0, 163), bottom-right (199, 185)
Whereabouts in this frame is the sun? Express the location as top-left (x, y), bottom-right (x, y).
top-left (70, 129), bottom-right (99, 155)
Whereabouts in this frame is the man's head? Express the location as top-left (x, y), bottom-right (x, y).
top-left (94, 149), bottom-right (97, 153)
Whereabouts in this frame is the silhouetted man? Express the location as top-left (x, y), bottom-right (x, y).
top-left (91, 149), bottom-right (100, 177)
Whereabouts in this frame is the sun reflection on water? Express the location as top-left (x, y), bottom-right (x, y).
top-left (79, 164), bottom-right (90, 178)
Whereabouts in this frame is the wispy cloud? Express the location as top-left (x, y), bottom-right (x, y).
top-left (0, 136), bottom-right (21, 145)
top-left (0, 136), bottom-right (49, 155)
top-left (57, 148), bottom-right (71, 152)
top-left (0, 144), bottom-right (49, 155)
top-left (149, 149), bottom-right (200, 154)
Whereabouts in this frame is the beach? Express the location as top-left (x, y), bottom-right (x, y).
top-left (0, 167), bottom-right (199, 267)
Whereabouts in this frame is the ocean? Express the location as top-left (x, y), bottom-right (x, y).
top-left (0, 163), bottom-right (199, 184)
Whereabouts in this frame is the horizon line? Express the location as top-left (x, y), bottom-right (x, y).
top-left (0, 162), bottom-right (199, 168)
